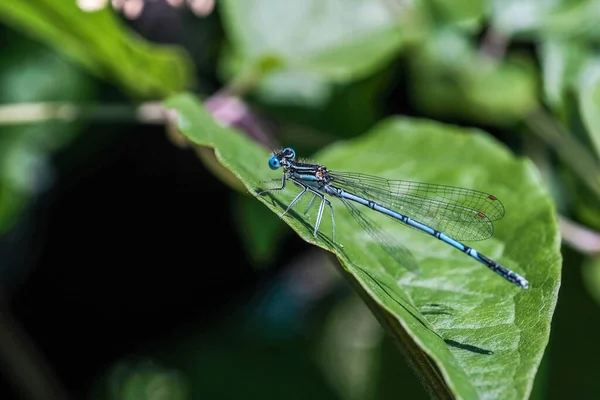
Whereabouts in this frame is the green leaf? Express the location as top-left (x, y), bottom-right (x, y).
top-left (490, 0), bottom-right (600, 39)
top-left (265, 66), bottom-right (396, 146)
top-left (538, 39), bottom-right (588, 114)
top-left (427, 0), bottom-right (486, 31)
top-left (164, 92), bottom-right (561, 399)
top-left (0, 0), bottom-right (194, 98)
top-left (90, 359), bottom-right (189, 400)
top-left (218, 0), bottom-right (423, 104)
top-left (315, 292), bottom-right (392, 400)
top-left (0, 38), bottom-right (95, 234)
top-left (577, 57), bottom-right (600, 158)
top-left (582, 255), bottom-right (600, 306)
top-left (545, 247), bottom-right (600, 398)
top-left (233, 192), bottom-right (286, 267)
top-left (147, 330), bottom-right (339, 399)
top-left (253, 70), bottom-right (333, 108)
top-left (410, 29), bottom-right (538, 126)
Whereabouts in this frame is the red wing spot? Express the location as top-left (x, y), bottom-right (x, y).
top-left (477, 212), bottom-right (486, 218)
top-left (488, 195), bottom-right (497, 201)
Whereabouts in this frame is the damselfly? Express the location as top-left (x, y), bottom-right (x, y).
top-left (259, 147), bottom-right (529, 289)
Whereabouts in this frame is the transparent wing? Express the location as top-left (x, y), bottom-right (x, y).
top-left (339, 196), bottom-right (420, 273)
top-left (329, 171), bottom-right (505, 241)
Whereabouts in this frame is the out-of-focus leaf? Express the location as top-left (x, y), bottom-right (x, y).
top-left (90, 359), bottom-right (189, 400)
top-left (152, 329), bottom-right (339, 399)
top-left (563, 177), bottom-right (599, 231)
top-left (410, 30), bottom-right (538, 126)
top-left (254, 70), bottom-right (333, 108)
top-left (316, 292), bottom-right (385, 400)
top-left (0, 38), bottom-right (95, 234)
top-left (219, 0), bottom-right (424, 105)
top-left (165, 92), bottom-right (561, 399)
top-left (0, 182), bottom-right (25, 236)
top-left (582, 255), bottom-right (600, 306)
top-left (539, 39), bottom-right (588, 115)
top-left (427, 0), bottom-right (485, 31)
top-left (0, 0), bottom-right (194, 98)
top-left (233, 192), bottom-right (285, 267)
top-left (545, 247), bottom-right (600, 398)
top-left (266, 65), bottom-right (396, 149)
top-left (491, 0), bottom-right (600, 40)
top-left (376, 334), bottom-right (430, 400)
top-left (577, 58), bottom-right (600, 158)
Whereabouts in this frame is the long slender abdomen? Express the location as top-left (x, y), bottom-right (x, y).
top-left (333, 186), bottom-right (529, 289)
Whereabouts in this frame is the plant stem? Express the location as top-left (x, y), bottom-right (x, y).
top-left (525, 108), bottom-right (600, 202)
top-left (479, 26), bottom-right (509, 61)
top-left (559, 215), bottom-right (600, 254)
top-left (0, 102), bottom-right (167, 125)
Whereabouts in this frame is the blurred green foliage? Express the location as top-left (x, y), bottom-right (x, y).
top-left (90, 358), bottom-right (189, 400)
top-left (0, 33), bottom-right (96, 234)
top-left (5, 0), bottom-right (600, 398)
top-left (0, 0), bottom-right (194, 98)
top-left (218, 0), bottom-right (420, 106)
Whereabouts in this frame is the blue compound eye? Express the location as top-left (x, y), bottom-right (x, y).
top-left (283, 147), bottom-right (296, 160)
top-left (268, 156), bottom-right (281, 170)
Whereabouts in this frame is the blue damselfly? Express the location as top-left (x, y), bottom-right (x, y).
top-left (259, 147), bottom-right (529, 289)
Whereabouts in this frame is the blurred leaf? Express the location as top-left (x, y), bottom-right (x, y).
top-left (0, 181), bottom-right (25, 235)
top-left (316, 293), bottom-right (385, 400)
top-left (0, 0), bottom-right (194, 98)
top-left (233, 192), bottom-right (285, 266)
top-left (255, 70), bottom-right (333, 108)
top-left (264, 66), bottom-right (397, 148)
top-left (491, 0), bottom-right (600, 40)
top-left (582, 255), bottom-right (600, 306)
top-left (153, 329), bottom-right (339, 399)
top-left (577, 57), bottom-right (600, 158)
top-left (539, 39), bottom-right (588, 115)
top-left (545, 247), bottom-right (600, 398)
top-left (0, 36), bottom-right (94, 104)
top-left (165, 92), bottom-right (561, 399)
top-left (490, 0), bottom-right (558, 37)
top-left (426, 0), bottom-right (485, 31)
top-left (560, 167), bottom-right (600, 231)
top-left (376, 334), bottom-right (430, 400)
top-left (410, 30), bottom-right (538, 126)
top-left (0, 38), bottom-right (95, 234)
top-left (219, 0), bottom-right (424, 105)
top-left (90, 358), bottom-right (189, 400)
